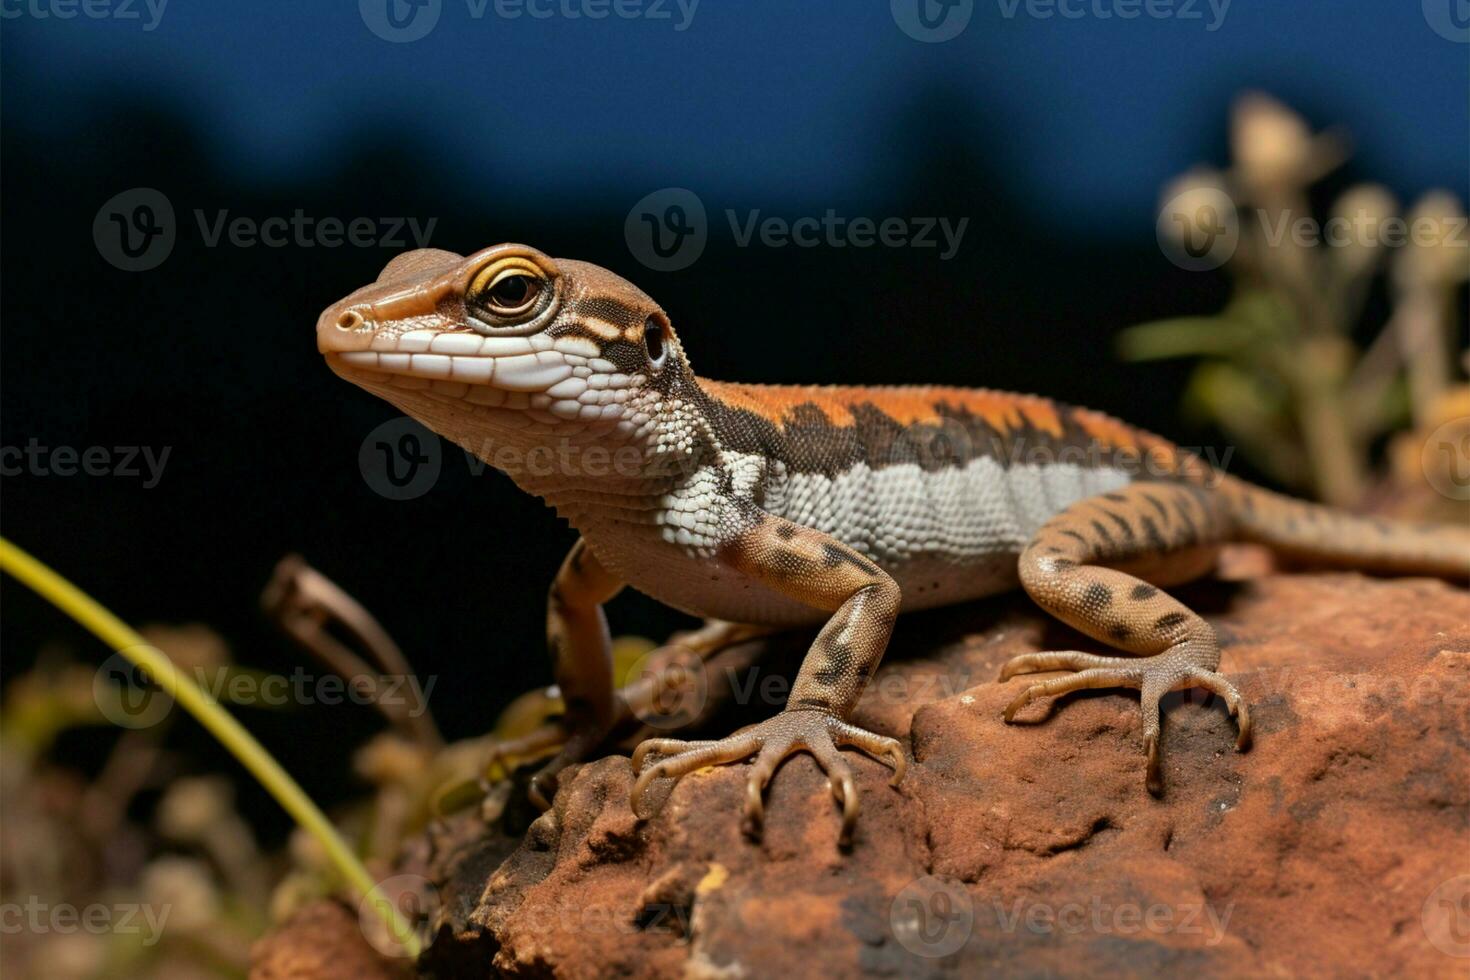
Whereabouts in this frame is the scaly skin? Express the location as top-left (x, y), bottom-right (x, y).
top-left (317, 244), bottom-right (1470, 846)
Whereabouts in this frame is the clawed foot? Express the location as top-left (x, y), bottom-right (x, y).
top-left (524, 622), bottom-right (774, 810)
top-left (630, 710), bottom-right (906, 847)
top-left (998, 647), bottom-right (1251, 794)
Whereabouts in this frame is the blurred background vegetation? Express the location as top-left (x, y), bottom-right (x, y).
top-left (1124, 92), bottom-right (1467, 518)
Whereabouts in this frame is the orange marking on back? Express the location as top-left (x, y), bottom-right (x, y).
top-left (1017, 400), bottom-right (1065, 438)
top-left (703, 381), bottom-right (1067, 436)
top-left (1072, 408), bottom-right (1139, 452)
top-left (1070, 406), bottom-right (1180, 470)
top-left (703, 383), bottom-right (864, 427)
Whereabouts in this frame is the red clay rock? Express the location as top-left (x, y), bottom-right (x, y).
top-left (250, 900), bottom-right (410, 979)
top-left (429, 549), bottom-right (1470, 977)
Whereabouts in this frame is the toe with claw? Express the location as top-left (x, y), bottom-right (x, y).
top-left (998, 646), bottom-right (1251, 794)
top-left (630, 710), bottom-right (906, 847)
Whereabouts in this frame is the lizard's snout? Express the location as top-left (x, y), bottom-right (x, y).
top-left (317, 302), bottom-right (377, 354)
top-left (317, 263), bottom-right (461, 356)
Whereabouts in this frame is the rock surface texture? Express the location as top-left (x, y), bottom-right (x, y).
top-left (257, 550), bottom-right (1470, 978)
top-left (250, 900), bottom-right (408, 979)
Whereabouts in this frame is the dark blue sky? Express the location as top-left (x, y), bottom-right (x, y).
top-left (5, 1), bottom-right (1467, 238)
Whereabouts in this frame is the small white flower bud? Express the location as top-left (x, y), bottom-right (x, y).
top-left (1232, 92), bottom-right (1313, 190)
top-left (156, 776), bottom-right (233, 841)
top-left (1395, 191), bottom-right (1469, 289)
top-left (140, 855), bottom-right (221, 933)
top-left (1330, 183), bottom-right (1398, 276)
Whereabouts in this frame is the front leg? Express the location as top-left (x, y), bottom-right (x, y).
top-left (529, 537), bottom-right (624, 808)
top-left (630, 513), bottom-right (906, 847)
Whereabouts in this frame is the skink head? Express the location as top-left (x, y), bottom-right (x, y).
top-left (318, 244), bottom-right (686, 440)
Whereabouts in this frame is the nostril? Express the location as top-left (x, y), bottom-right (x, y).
top-left (337, 309), bottom-right (367, 331)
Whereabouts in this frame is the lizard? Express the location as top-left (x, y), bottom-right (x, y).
top-left (316, 242), bottom-right (1470, 845)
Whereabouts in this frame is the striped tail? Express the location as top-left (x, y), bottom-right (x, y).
top-left (1219, 476), bottom-right (1470, 580)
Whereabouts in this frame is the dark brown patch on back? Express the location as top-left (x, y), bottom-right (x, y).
top-left (694, 381), bottom-right (1204, 482)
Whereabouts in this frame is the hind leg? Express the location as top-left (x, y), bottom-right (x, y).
top-left (999, 482), bottom-right (1251, 793)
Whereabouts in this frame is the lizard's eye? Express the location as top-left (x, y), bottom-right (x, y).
top-left (464, 257), bottom-right (554, 331)
top-left (485, 274), bottom-right (539, 314)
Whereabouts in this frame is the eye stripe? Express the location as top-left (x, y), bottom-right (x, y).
top-left (575, 316), bottom-right (625, 341)
top-left (468, 256), bottom-right (544, 297)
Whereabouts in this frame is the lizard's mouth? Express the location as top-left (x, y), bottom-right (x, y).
top-left (324, 346), bottom-right (562, 412)
top-left (324, 341), bottom-right (628, 422)
top-left (328, 346), bottom-right (569, 389)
